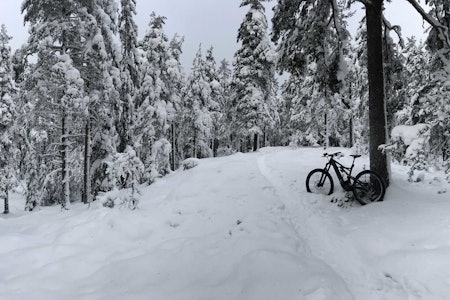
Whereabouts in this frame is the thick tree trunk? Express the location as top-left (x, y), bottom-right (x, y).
top-left (253, 133), bottom-right (258, 152)
top-left (365, 0), bottom-right (389, 186)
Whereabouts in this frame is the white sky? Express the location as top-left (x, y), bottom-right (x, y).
top-left (1, 1), bottom-right (431, 70)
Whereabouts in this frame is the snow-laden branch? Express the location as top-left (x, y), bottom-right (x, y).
top-left (405, 0), bottom-right (450, 49)
top-left (331, 0), bottom-right (347, 42)
top-left (383, 15), bottom-right (404, 47)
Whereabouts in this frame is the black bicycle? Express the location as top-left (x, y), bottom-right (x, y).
top-left (306, 152), bottom-right (386, 205)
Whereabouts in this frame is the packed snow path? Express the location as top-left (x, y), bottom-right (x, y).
top-left (1, 147), bottom-right (450, 300)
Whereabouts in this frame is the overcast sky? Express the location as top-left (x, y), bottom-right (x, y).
top-left (2, 1), bottom-right (430, 71)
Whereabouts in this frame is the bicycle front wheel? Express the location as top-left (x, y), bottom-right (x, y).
top-left (352, 170), bottom-right (386, 205)
top-left (306, 169), bottom-right (334, 195)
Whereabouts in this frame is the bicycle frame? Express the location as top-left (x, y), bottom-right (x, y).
top-left (323, 155), bottom-right (356, 191)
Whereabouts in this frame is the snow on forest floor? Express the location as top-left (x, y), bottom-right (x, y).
top-left (1, 147), bottom-right (450, 300)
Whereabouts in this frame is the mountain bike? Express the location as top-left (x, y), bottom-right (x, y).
top-left (306, 152), bottom-right (386, 205)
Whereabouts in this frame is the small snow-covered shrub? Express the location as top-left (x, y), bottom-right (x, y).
top-left (182, 158), bottom-right (200, 170)
top-left (99, 187), bottom-right (139, 209)
top-left (103, 146), bottom-right (144, 209)
top-left (289, 131), bottom-right (320, 147)
top-left (152, 138), bottom-right (172, 177)
top-left (391, 124), bottom-right (430, 181)
top-left (217, 147), bottom-right (234, 157)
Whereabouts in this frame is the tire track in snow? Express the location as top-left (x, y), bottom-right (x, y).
top-left (256, 151), bottom-right (356, 299)
top-left (256, 149), bottom-right (428, 300)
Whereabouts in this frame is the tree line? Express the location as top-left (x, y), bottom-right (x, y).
top-left (0, 0), bottom-right (449, 212)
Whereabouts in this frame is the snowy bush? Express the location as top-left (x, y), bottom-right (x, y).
top-left (152, 138), bottom-right (172, 177)
top-left (182, 158), bottom-right (200, 170)
top-left (103, 146), bottom-right (144, 209)
top-left (391, 124), bottom-right (430, 181)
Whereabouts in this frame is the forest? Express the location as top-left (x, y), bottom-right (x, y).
top-left (0, 0), bottom-right (449, 212)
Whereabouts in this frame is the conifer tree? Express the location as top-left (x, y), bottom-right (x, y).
top-left (0, 25), bottom-right (17, 214)
top-left (136, 12), bottom-right (178, 181)
top-left (217, 59), bottom-right (234, 154)
top-left (167, 34), bottom-right (184, 169)
top-left (81, 0), bottom-right (122, 200)
top-left (232, 0), bottom-right (277, 152)
top-left (204, 47), bottom-right (222, 156)
top-left (181, 46), bottom-right (214, 158)
top-left (22, 0), bottom-right (88, 209)
top-left (117, 0), bottom-right (140, 153)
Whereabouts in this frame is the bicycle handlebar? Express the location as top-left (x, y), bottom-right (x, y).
top-left (323, 152), bottom-right (342, 158)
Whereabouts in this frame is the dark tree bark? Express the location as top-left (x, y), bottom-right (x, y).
top-left (82, 119), bottom-right (91, 204)
top-left (365, 0), bottom-right (389, 186)
top-left (170, 123), bottom-right (176, 170)
top-left (3, 188), bottom-right (9, 214)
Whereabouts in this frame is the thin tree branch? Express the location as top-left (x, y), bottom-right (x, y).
top-left (357, 0), bottom-right (373, 6)
top-left (405, 0), bottom-right (450, 49)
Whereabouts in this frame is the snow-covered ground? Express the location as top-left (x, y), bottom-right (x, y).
top-left (1, 147), bottom-right (450, 300)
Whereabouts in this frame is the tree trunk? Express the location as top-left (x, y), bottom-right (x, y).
top-left (3, 187), bottom-right (9, 214)
top-left (82, 119), bottom-right (91, 204)
top-left (253, 133), bottom-right (258, 152)
top-left (61, 112), bottom-right (70, 209)
top-left (365, 0), bottom-right (389, 186)
top-left (170, 123), bottom-right (176, 170)
top-left (326, 112), bottom-right (329, 149)
top-left (349, 114), bottom-right (354, 148)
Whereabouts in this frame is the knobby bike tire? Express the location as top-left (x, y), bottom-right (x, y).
top-left (352, 170), bottom-right (386, 205)
top-left (306, 169), bottom-right (334, 195)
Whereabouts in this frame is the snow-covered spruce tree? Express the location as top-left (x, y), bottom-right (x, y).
top-left (180, 45), bottom-right (215, 159)
top-left (22, 0), bottom-right (87, 209)
top-left (167, 34), bottom-right (184, 170)
top-left (81, 0), bottom-right (122, 201)
top-left (231, 0), bottom-right (278, 152)
top-left (117, 0), bottom-right (140, 154)
top-left (204, 47), bottom-right (222, 157)
top-left (0, 25), bottom-right (18, 214)
top-left (216, 59), bottom-right (234, 155)
top-left (136, 12), bottom-right (179, 182)
top-left (100, 0), bottom-right (146, 209)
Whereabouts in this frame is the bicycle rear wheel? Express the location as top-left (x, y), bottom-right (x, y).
top-left (352, 170), bottom-right (385, 205)
top-left (306, 169), bottom-right (334, 195)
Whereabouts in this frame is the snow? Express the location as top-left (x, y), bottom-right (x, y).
top-left (1, 147), bottom-right (450, 300)
top-left (391, 124), bottom-right (429, 146)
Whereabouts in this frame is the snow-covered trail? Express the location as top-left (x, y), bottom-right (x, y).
top-left (137, 150), bottom-right (353, 300)
top-left (1, 147), bottom-right (450, 300)
top-left (257, 147), bottom-right (450, 299)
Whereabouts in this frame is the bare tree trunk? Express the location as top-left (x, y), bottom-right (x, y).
top-left (3, 187), bottom-right (9, 214)
top-left (253, 133), bottom-right (258, 152)
top-left (82, 118), bottom-right (91, 204)
top-left (349, 114), bottom-right (354, 148)
top-left (61, 112), bottom-right (70, 209)
top-left (365, 0), bottom-right (389, 186)
top-left (326, 113), bottom-right (329, 149)
top-left (193, 129), bottom-right (197, 158)
top-left (170, 123), bottom-right (176, 170)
